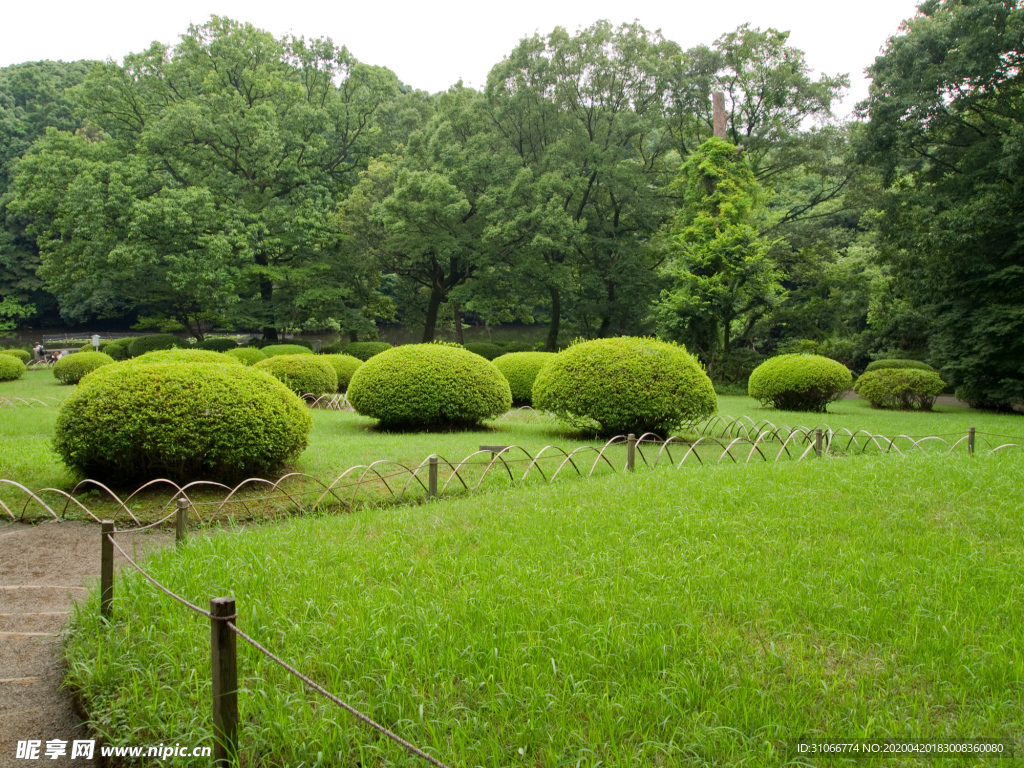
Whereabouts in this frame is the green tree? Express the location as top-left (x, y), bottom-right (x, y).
top-left (0, 60), bottom-right (93, 328)
top-left (486, 21), bottom-right (680, 350)
top-left (11, 18), bottom-right (399, 339)
top-left (653, 138), bottom-right (783, 375)
top-left (859, 0), bottom-right (1024, 407)
top-left (337, 86), bottom-right (522, 342)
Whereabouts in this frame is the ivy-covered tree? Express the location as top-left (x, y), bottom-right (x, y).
top-left (653, 138), bottom-right (784, 375)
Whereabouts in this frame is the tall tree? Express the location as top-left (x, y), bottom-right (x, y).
top-left (653, 138), bottom-right (783, 374)
top-left (859, 0), bottom-right (1024, 407)
top-left (11, 18), bottom-right (399, 339)
top-left (0, 60), bottom-right (93, 329)
top-left (338, 86), bottom-right (522, 342)
top-left (486, 22), bottom-right (680, 349)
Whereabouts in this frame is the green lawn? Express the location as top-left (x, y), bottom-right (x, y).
top-left (3, 368), bottom-right (1023, 523)
top-left (64, 451), bottom-right (1024, 766)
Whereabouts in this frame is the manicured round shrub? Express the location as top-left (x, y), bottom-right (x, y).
top-left (100, 339), bottom-right (134, 360)
top-left (493, 351), bottom-right (556, 405)
top-left (254, 354), bottom-right (338, 396)
top-left (532, 337), bottom-right (716, 435)
top-left (464, 342), bottom-right (504, 360)
top-left (127, 334), bottom-right (189, 358)
top-left (261, 344), bottom-right (315, 358)
top-left (748, 354), bottom-right (853, 412)
top-left (136, 349), bottom-right (243, 366)
top-left (321, 354), bottom-right (363, 391)
top-left (0, 354), bottom-right (26, 381)
top-left (863, 358), bottom-right (936, 374)
top-left (347, 344), bottom-right (512, 429)
top-left (78, 343), bottom-right (93, 353)
top-left (224, 347), bottom-right (267, 366)
top-left (196, 338), bottom-right (239, 352)
top-left (0, 348), bottom-right (31, 363)
top-left (855, 368), bottom-right (946, 410)
top-left (342, 341), bottom-right (392, 361)
top-left (53, 363), bottom-right (311, 483)
top-left (52, 351), bottom-right (115, 384)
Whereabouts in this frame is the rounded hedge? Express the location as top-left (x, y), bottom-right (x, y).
top-left (1, 348), bottom-right (31, 363)
top-left (195, 338), bottom-right (239, 352)
top-left (496, 341), bottom-right (535, 354)
top-left (532, 337), bottom-right (717, 435)
top-left (0, 354), bottom-right (26, 381)
top-left (52, 351), bottom-right (115, 384)
top-left (136, 349), bottom-right (243, 366)
top-left (100, 339), bottom-right (134, 360)
top-left (321, 354), bottom-right (363, 391)
top-left (855, 368), bottom-right (946, 410)
top-left (493, 351), bottom-right (556, 405)
top-left (342, 341), bottom-right (392, 361)
top-left (223, 347), bottom-right (267, 366)
top-left (261, 344), bottom-right (315, 358)
top-left (53, 363), bottom-right (311, 483)
top-left (254, 354), bottom-right (338, 397)
top-left (347, 344), bottom-right (512, 428)
top-left (127, 334), bottom-right (189, 358)
top-left (863, 358), bottom-right (936, 374)
top-left (748, 354), bottom-right (853, 412)
top-left (464, 342), bottom-right (504, 360)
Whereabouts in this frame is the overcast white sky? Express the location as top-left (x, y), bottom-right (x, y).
top-left (2, 0), bottom-right (922, 117)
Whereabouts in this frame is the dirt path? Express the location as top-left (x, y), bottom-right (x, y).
top-left (0, 521), bottom-right (170, 767)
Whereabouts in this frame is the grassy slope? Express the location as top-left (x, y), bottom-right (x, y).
top-left (65, 452), bottom-right (1024, 766)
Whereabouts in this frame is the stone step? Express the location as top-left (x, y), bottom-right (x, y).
top-left (0, 613), bottom-right (68, 634)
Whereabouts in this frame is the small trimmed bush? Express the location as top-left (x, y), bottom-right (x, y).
top-left (748, 354), bottom-right (853, 412)
top-left (136, 349), bottom-right (243, 366)
top-left (53, 351), bottom-right (115, 384)
top-left (863, 359), bottom-right (936, 374)
top-left (224, 347), bottom-right (267, 366)
top-left (100, 339), bottom-right (134, 360)
top-left (195, 338), bottom-right (239, 352)
top-left (127, 334), bottom-right (189, 358)
top-left (262, 344), bottom-right (315, 358)
top-left (348, 344), bottom-right (512, 429)
top-left (493, 352), bottom-right (556, 405)
top-left (0, 354), bottom-right (26, 381)
top-left (1, 348), bottom-right (31, 363)
top-left (321, 354), bottom-right (363, 391)
top-left (464, 342), bottom-right (504, 360)
top-left (254, 354), bottom-right (338, 396)
top-left (532, 337), bottom-right (717, 435)
top-left (342, 342), bottom-right (392, 361)
top-left (855, 368), bottom-right (946, 410)
top-left (53, 363), bottom-right (311, 483)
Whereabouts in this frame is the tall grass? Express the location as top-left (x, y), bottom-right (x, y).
top-left (64, 452), bottom-right (1024, 766)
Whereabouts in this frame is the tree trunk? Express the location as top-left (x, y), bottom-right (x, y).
top-left (348, 330), bottom-right (359, 343)
top-left (453, 301), bottom-right (464, 345)
top-left (255, 249), bottom-right (277, 341)
top-left (546, 287), bottom-right (561, 351)
top-left (422, 285), bottom-right (445, 343)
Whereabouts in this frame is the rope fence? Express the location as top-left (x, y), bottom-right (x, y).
top-left (103, 527), bottom-right (451, 767)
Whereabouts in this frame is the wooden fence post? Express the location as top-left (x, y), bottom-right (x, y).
top-left (814, 428), bottom-right (823, 458)
top-left (627, 434), bottom-right (636, 472)
top-left (968, 427), bottom-right (976, 456)
top-left (428, 456), bottom-right (438, 499)
top-left (100, 521), bottom-right (113, 619)
top-left (210, 597), bottom-right (238, 766)
top-left (175, 498), bottom-right (188, 547)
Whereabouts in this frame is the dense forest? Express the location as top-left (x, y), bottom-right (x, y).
top-left (1, 0), bottom-right (1021, 407)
